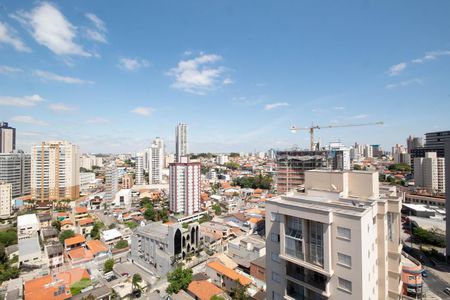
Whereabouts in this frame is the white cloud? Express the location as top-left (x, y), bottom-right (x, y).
top-left (385, 78), bottom-right (423, 89)
top-left (388, 62), bottom-right (407, 76)
top-left (12, 2), bottom-right (90, 56)
top-left (84, 13), bottom-right (107, 43)
top-left (48, 102), bottom-right (75, 112)
top-left (118, 57), bottom-right (150, 71)
top-left (33, 70), bottom-right (94, 84)
top-left (334, 106), bottom-right (345, 110)
top-left (0, 22), bottom-right (31, 52)
top-left (351, 114), bottom-right (369, 119)
top-left (167, 53), bottom-right (229, 95)
top-left (11, 115), bottom-right (48, 126)
top-left (264, 102), bottom-right (289, 110)
top-left (412, 50), bottom-right (450, 64)
top-left (130, 107), bottom-right (154, 116)
top-left (0, 94), bottom-right (45, 107)
top-left (0, 65), bottom-right (22, 75)
top-left (86, 117), bottom-right (109, 124)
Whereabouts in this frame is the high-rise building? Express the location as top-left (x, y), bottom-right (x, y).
top-left (445, 140), bottom-right (450, 259)
top-left (363, 144), bottom-right (373, 158)
top-left (266, 170), bottom-right (402, 300)
top-left (0, 182), bottom-right (12, 217)
top-left (169, 157), bottom-right (200, 216)
top-left (407, 135), bottom-right (423, 154)
top-left (80, 154), bottom-right (103, 170)
top-left (275, 150), bottom-right (328, 194)
top-left (328, 143), bottom-right (350, 170)
top-left (135, 154), bottom-right (144, 185)
top-left (410, 130), bottom-right (449, 171)
top-left (104, 162), bottom-right (118, 201)
top-left (31, 141), bottom-right (80, 201)
top-left (148, 137), bottom-right (164, 184)
top-left (164, 153), bottom-right (175, 168)
top-left (0, 151), bottom-right (31, 198)
top-left (122, 173), bottom-right (134, 189)
top-left (176, 123), bottom-right (188, 162)
top-left (414, 152), bottom-right (445, 193)
top-left (0, 122), bottom-right (16, 154)
top-left (216, 154), bottom-right (229, 165)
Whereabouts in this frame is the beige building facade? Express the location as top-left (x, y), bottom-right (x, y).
top-left (31, 141), bottom-right (80, 201)
top-left (266, 170), bottom-right (402, 300)
top-left (0, 182), bottom-right (12, 217)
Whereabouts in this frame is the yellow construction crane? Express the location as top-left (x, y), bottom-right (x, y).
top-left (290, 121), bottom-right (384, 151)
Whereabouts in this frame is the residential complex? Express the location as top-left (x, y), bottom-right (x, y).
top-left (266, 170), bottom-right (402, 300)
top-left (0, 122), bottom-right (16, 154)
top-left (31, 141), bottom-right (80, 201)
top-left (0, 182), bottom-right (12, 217)
top-left (414, 152), bottom-right (446, 194)
top-left (169, 157), bottom-right (201, 216)
top-left (0, 151), bottom-right (31, 198)
top-left (175, 123), bottom-right (188, 162)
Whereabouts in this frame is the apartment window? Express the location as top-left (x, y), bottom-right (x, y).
top-left (271, 271), bottom-right (281, 283)
top-left (387, 212), bottom-right (394, 241)
top-left (337, 253), bottom-right (352, 268)
top-left (270, 212), bottom-right (280, 222)
top-left (338, 277), bottom-right (352, 293)
top-left (337, 226), bottom-right (351, 240)
top-left (271, 233), bottom-right (280, 243)
top-left (272, 291), bottom-right (282, 300)
top-left (271, 252), bottom-right (281, 263)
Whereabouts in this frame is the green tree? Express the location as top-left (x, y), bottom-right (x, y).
top-left (166, 267), bottom-right (193, 294)
top-left (388, 163), bottom-right (411, 172)
top-left (126, 221), bottom-right (138, 229)
top-left (224, 162), bottom-right (240, 170)
top-left (104, 258), bottom-right (114, 273)
top-left (229, 152), bottom-right (240, 158)
top-left (52, 220), bottom-right (61, 231)
top-left (114, 240), bottom-right (129, 249)
top-left (70, 278), bottom-right (92, 295)
top-left (59, 230), bottom-right (75, 244)
top-left (132, 273), bottom-right (143, 291)
top-left (353, 164), bottom-right (362, 170)
top-left (144, 204), bottom-right (155, 220)
top-left (0, 229), bottom-right (17, 247)
top-left (212, 204), bottom-right (222, 216)
top-left (90, 222), bottom-right (104, 240)
top-left (230, 282), bottom-right (251, 300)
top-left (210, 296), bottom-right (226, 300)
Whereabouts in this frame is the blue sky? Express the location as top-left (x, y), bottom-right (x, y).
top-left (1, 1), bottom-right (450, 154)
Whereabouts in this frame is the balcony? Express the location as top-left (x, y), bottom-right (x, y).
top-left (286, 280), bottom-right (327, 300)
top-left (286, 261), bottom-right (327, 292)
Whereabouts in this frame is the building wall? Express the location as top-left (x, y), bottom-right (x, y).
top-left (169, 161), bottom-right (200, 215)
top-left (0, 123), bottom-right (16, 154)
top-left (176, 123), bottom-right (188, 162)
top-left (0, 153), bottom-right (31, 198)
top-left (250, 263), bottom-right (266, 282)
top-left (0, 182), bottom-right (12, 217)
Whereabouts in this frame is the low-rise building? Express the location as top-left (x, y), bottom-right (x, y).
top-left (38, 213), bottom-right (52, 229)
top-left (227, 235), bottom-right (266, 270)
top-left (250, 255), bottom-right (266, 282)
top-left (187, 280), bottom-right (225, 300)
top-left (64, 234), bottom-right (86, 251)
top-left (112, 189), bottom-right (132, 207)
top-left (77, 218), bottom-right (94, 235)
top-left (19, 236), bottom-right (42, 267)
top-left (17, 214), bottom-right (40, 240)
top-left (74, 207), bottom-right (88, 221)
top-left (401, 252), bottom-right (423, 298)
top-left (41, 227), bottom-right (59, 242)
top-left (131, 221), bottom-right (201, 276)
top-left (61, 219), bottom-right (75, 231)
top-left (45, 242), bottom-right (64, 270)
top-left (101, 228), bottom-right (123, 247)
top-left (0, 182), bottom-right (12, 218)
top-left (206, 260), bottom-right (252, 291)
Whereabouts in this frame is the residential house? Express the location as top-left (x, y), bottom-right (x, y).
top-left (227, 235), bottom-right (266, 270)
top-left (187, 280), bottom-right (225, 300)
top-left (206, 261), bottom-right (252, 291)
top-left (101, 228), bottom-right (123, 247)
top-left (38, 213), bottom-right (52, 229)
top-left (77, 218), bottom-right (94, 235)
top-left (17, 214), bottom-right (40, 240)
top-left (74, 207), bottom-right (88, 221)
top-left (18, 236), bottom-right (42, 267)
top-left (250, 255), bottom-right (266, 282)
top-left (45, 242), bottom-right (64, 270)
top-left (60, 219), bottom-right (75, 231)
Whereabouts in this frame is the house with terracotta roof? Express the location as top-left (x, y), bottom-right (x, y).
top-left (64, 234), bottom-right (86, 251)
top-left (56, 212), bottom-right (69, 221)
top-left (60, 219), bottom-right (74, 231)
top-left (74, 207), bottom-right (88, 221)
top-left (24, 267), bottom-right (90, 300)
top-left (86, 239), bottom-right (110, 259)
top-left (67, 246), bottom-right (94, 265)
top-left (206, 261), bottom-right (252, 291)
top-left (76, 218), bottom-right (94, 235)
top-left (187, 280), bottom-right (225, 300)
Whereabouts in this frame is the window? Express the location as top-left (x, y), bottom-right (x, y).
top-left (270, 212), bottom-right (280, 222)
top-left (272, 291), bottom-right (282, 300)
top-left (271, 233), bottom-right (280, 243)
top-left (338, 277), bottom-right (352, 293)
top-left (387, 213), bottom-right (394, 241)
top-left (271, 271), bottom-right (281, 283)
top-left (271, 252), bottom-right (281, 263)
top-left (337, 253), bottom-right (351, 267)
top-left (337, 226), bottom-right (351, 240)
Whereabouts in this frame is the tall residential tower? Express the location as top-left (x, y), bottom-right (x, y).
top-left (0, 122), bottom-right (16, 154)
top-left (176, 123), bottom-right (188, 162)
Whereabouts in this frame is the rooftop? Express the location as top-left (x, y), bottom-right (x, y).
top-left (64, 234), bottom-right (86, 247)
top-left (188, 280), bottom-right (224, 300)
top-left (101, 228), bottom-right (122, 241)
top-left (207, 261), bottom-right (252, 286)
top-left (18, 237), bottom-right (41, 257)
top-left (251, 255), bottom-right (266, 269)
top-left (18, 214), bottom-right (39, 226)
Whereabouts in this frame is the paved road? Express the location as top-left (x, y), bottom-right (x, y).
top-left (423, 265), bottom-right (450, 299)
top-left (94, 210), bottom-right (116, 226)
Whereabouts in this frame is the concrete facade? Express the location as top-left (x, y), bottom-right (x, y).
top-left (266, 170), bottom-right (402, 300)
top-left (0, 182), bottom-right (12, 217)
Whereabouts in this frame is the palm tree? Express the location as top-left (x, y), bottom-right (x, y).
top-left (132, 273), bottom-right (142, 291)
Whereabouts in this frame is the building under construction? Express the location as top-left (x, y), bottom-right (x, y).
top-left (275, 150), bottom-right (328, 194)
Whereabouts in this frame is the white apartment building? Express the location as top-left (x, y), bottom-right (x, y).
top-left (165, 153), bottom-right (175, 168)
top-left (328, 143), bottom-right (350, 170)
top-left (0, 152), bottom-right (31, 198)
top-left (147, 137), bottom-right (164, 184)
top-left (216, 154), bottom-right (229, 165)
top-left (17, 214), bottom-right (40, 240)
top-left (414, 152), bottom-right (446, 193)
top-left (104, 162), bottom-right (118, 201)
top-left (176, 123), bottom-right (188, 162)
top-left (80, 172), bottom-right (96, 191)
top-left (0, 122), bottom-right (15, 154)
top-left (0, 182), bottom-right (12, 217)
top-left (363, 144), bottom-right (373, 158)
top-left (80, 154), bottom-right (103, 170)
top-left (31, 141), bottom-right (80, 201)
top-left (266, 170), bottom-right (402, 300)
top-left (135, 154), bottom-right (144, 185)
top-left (169, 157), bottom-right (200, 216)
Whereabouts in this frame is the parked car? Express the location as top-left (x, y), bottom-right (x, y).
top-left (444, 287), bottom-right (450, 295)
top-left (421, 270), bottom-right (428, 278)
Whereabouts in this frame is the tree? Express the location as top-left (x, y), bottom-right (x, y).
top-left (126, 221), bottom-right (138, 229)
top-left (52, 220), bottom-right (61, 231)
top-left (353, 164), bottom-right (362, 170)
top-left (104, 258), bottom-right (114, 273)
top-left (229, 152), bottom-right (240, 158)
top-left (212, 204), bottom-right (222, 216)
top-left (224, 162), bottom-right (240, 170)
top-left (132, 273), bottom-right (143, 291)
top-left (90, 222), bottom-right (104, 240)
top-left (166, 267), bottom-right (193, 294)
top-left (114, 240), bottom-right (129, 249)
top-left (144, 204), bottom-right (155, 220)
top-left (230, 282), bottom-right (251, 300)
top-left (210, 296), bottom-right (226, 300)
top-left (70, 278), bottom-right (91, 295)
top-left (59, 230), bottom-right (75, 244)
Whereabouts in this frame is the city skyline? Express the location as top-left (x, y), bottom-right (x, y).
top-left (1, 1), bottom-right (450, 153)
